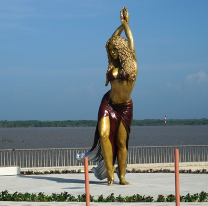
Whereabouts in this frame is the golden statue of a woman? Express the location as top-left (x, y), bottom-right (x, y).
top-left (77, 7), bottom-right (138, 185)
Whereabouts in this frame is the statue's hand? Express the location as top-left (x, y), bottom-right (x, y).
top-left (120, 6), bottom-right (129, 24)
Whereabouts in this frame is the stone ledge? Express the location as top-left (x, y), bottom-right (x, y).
top-left (21, 166), bottom-right (93, 173)
top-left (126, 162), bottom-right (208, 171)
top-left (20, 162), bottom-right (208, 173)
top-left (0, 166), bottom-right (20, 176)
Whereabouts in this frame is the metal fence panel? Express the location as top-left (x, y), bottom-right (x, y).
top-left (0, 145), bottom-right (207, 168)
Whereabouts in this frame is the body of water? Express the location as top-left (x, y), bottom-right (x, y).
top-left (0, 125), bottom-right (208, 150)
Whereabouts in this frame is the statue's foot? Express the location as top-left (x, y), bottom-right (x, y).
top-left (119, 177), bottom-right (130, 185)
top-left (107, 166), bottom-right (116, 186)
top-left (108, 177), bottom-right (114, 185)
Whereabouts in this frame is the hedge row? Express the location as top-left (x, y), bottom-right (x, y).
top-left (20, 168), bottom-right (208, 175)
top-left (0, 190), bottom-right (207, 202)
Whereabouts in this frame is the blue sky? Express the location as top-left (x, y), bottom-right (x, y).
top-left (0, 0), bottom-right (208, 121)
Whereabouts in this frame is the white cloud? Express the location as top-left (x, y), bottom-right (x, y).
top-left (165, 82), bottom-right (181, 92)
top-left (185, 70), bottom-right (208, 85)
top-left (0, 2), bottom-right (42, 31)
top-left (0, 2), bottom-right (40, 20)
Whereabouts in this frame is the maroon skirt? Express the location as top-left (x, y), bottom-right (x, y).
top-left (90, 91), bottom-right (133, 165)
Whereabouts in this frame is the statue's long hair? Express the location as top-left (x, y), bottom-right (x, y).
top-left (105, 36), bottom-right (136, 86)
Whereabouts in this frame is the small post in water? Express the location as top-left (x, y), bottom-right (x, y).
top-left (175, 149), bottom-right (180, 206)
top-left (84, 157), bottom-right (90, 206)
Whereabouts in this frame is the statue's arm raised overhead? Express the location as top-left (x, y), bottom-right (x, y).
top-left (112, 7), bottom-right (137, 63)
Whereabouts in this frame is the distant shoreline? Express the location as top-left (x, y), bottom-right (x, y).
top-left (0, 119), bottom-right (207, 128)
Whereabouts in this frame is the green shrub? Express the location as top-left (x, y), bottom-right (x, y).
top-left (166, 194), bottom-right (175, 202)
top-left (157, 194), bottom-right (165, 202)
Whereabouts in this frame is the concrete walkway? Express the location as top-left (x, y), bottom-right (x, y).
top-left (0, 172), bottom-right (208, 205)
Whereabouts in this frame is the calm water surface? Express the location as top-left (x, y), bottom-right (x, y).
top-left (0, 125), bottom-right (208, 149)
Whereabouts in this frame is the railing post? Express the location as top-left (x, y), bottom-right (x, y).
top-left (145, 147), bottom-right (147, 163)
top-left (19, 151), bottom-right (21, 168)
top-left (207, 146), bottom-right (208, 161)
top-left (73, 150), bottom-right (74, 166)
top-left (13, 150), bottom-right (15, 166)
top-left (70, 150), bottom-right (71, 166)
top-left (46, 150), bottom-right (48, 167)
top-left (22, 150), bottom-right (24, 168)
top-left (84, 157), bottom-right (90, 206)
top-left (4, 151), bottom-right (5, 166)
top-left (31, 150), bottom-right (33, 167)
top-left (44, 150), bottom-right (46, 167)
top-left (175, 149), bottom-right (180, 206)
top-left (127, 149), bottom-right (129, 164)
top-left (10, 150), bottom-right (11, 166)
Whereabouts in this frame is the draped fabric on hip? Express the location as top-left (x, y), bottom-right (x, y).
top-left (91, 92), bottom-right (133, 164)
top-left (76, 91), bottom-right (133, 180)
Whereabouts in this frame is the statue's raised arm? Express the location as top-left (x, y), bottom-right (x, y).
top-left (112, 7), bottom-right (137, 61)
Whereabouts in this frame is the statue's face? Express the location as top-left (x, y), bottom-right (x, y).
top-left (109, 43), bottom-right (118, 60)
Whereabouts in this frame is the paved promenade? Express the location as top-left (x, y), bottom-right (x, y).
top-left (0, 172), bottom-right (208, 205)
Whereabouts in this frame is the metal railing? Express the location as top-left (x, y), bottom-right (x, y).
top-left (127, 145), bottom-right (208, 164)
top-left (0, 145), bottom-right (207, 168)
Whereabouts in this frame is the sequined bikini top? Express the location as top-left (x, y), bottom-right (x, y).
top-left (107, 69), bottom-right (129, 82)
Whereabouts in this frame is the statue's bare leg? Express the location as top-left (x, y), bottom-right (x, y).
top-left (98, 116), bottom-right (115, 185)
top-left (116, 121), bottom-right (129, 185)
